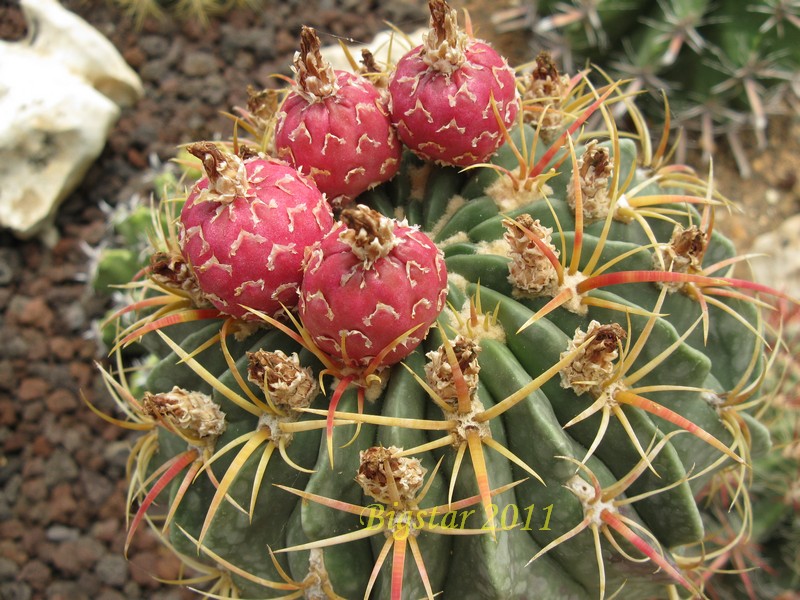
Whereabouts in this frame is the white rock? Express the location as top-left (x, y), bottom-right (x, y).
top-left (0, 0), bottom-right (144, 239)
top-left (319, 28), bottom-right (426, 73)
top-left (748, 213), bottom-right (800, 300)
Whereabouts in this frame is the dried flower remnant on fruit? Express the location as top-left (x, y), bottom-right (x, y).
top-left (294, 26), bottom-right (338, 101)
top-left (422, 0), bottom-right (468, 73)
top-left (186, 142), bottom-right (250, 206)
top-left (503, 214), bottom-right (560, 296)
top-left (356, 445), bottom-right (426, 505)
top-left (142, 386), bottom-right (226, 441)
top-left (425, 335), bottom-right (481, 407)
top-left (653, 224), bottom-right (709, 291)
top-left (560, 321), bottom-right (626, 396)
top-left (567, 140), bottom-right (613, 220)
top-left (338, 204), bottom-right (399, 269)
top-left (521, 51), bottom-right (570, 142)
top-left (247, 349), bottom-right (317, 411)
top-left (149, 250), bottom-right (209, 306)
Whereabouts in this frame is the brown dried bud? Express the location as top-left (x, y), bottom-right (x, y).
top-left (566, 140), bottom-right (613, 220)
top-left (559, 321), bottom-right (626, 396)
top-left (503, 214), bottom-right (560, 296)
top-left (149, 251), bottom-right (208, 306)
top-left (247, 349), bottom-right (317, 411)
top-left (142, 386), bottom-right (226, 442)
top-left (653, 224), bottom-right (709, 291)
top-left (521, 51), bottom-right (570, 140)
top-left (425, 335), bottom-right (481, 407)
top-left (339, 204), bottom-right (398, 269)
top-left (356, 445), bottom-right (426, 505)
top-left (360, 49), bottom-right (381, 75)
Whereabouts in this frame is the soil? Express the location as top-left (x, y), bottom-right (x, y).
top-left (0, 1), bottom-right (797, 599)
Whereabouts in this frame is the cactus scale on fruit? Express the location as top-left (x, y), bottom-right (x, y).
top-left (94, 1), bottom-right (799, 598)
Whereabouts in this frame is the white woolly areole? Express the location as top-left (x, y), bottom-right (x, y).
top-left (560, 271), bottom-right (589, 315)
top-left (446, 396), bottom-right (492, 445)
top-left (567, 474), bottom-right (616, 527)
top-left (428, 194), bottom-right (466, 241)
top-left (486, 174), bottom-right (553, 213)
top-left (302, 549), bottom-right (333, 600)
top-left (440, 297), bottom-right (507, 345)
top-left (257, 412), bottom-right (295, 446)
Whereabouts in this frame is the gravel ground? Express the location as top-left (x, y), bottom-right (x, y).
top-left (0, 2), bottom-right (429, 599)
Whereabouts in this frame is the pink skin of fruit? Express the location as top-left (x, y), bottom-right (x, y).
top-left (299, 205), bottom-right (448, 371)
top-left (179, 143), bottom-right (334, 321)
top-left (388, 0), bottom-right (519, 167)
top-left (275, 27), bottom-right (401, 207)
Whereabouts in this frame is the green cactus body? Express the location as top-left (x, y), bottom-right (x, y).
top-left (100, 5), bottom-right (790, 598)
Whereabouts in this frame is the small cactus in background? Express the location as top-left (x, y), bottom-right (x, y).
top-left (95, 0), bottom-right (800, 598)
top-left (114, 0), bottom-right (261, 28)
top-left (492, 0), bottom-right (800, 175)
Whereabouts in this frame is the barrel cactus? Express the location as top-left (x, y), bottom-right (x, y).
top-left (97, 1), bottom-right (797, 598)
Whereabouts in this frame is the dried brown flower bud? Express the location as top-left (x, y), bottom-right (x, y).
top-left (356, 445), bottom-right (426, 505)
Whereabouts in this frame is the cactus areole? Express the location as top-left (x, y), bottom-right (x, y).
top-left (275, 26), bottom-right (402, 206)
top-left (179, 143), bottom-right (334, 320)
top-left (299, 204), bottom-right (447, 370)
top-left (387, 0), bottom-right (520, 166)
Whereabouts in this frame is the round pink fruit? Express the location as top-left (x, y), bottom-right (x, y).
top-left (275, 27), bottom-right (401, 207)
top-left (388, 0), bottom-right (519, 167)
top-left (299, 205), bottom-right (447, 370)
top-left (179, 143), bottom-right (334, 321)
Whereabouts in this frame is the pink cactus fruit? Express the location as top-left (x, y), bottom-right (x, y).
top-left (274, 26), bottom-right (402, 208)
top-left (387, 0), bottom-right (520, 167)
top-left (179, 143), bottom-right (334, 321)
top-left (299, 204), bottom-right (448, 370)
